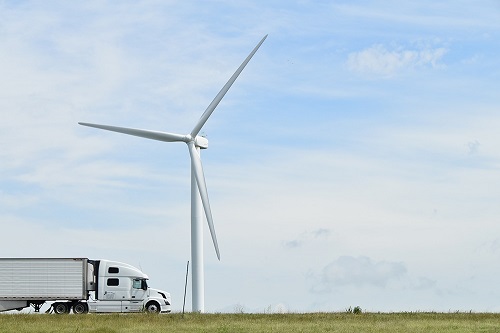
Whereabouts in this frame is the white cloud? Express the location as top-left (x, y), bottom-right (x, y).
top-left (467, 140), bottom-right (481, 155)
top-left (283, 228), bottom-right (331, 249)
top-left (347, 44), bottom-right (447, 77)
top-left (310, 256), bottom-right (407, 292)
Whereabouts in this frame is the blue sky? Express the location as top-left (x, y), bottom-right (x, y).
top-left (1, 1), bottom-right (500, 313)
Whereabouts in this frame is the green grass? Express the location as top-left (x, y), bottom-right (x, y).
top-left (1, 312), bottom-right (500, 333)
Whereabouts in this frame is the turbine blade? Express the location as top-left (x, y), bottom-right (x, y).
top-left (79, 122), bottom-right (187, 142)
top-left (187, 142), bottom-right (221, 260)
top-left (190, 34), bottom-right (268, 138)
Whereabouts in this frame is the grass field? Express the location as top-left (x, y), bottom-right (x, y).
top-left (1, 312), bottom-right (500, 333)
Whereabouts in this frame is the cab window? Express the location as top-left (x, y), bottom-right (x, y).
top-left (107, 278), bottom-right (119, 286)
top-left (108, 267), bottom-right (119, 274)
top-left (133, 279), bottom-right (142, 289)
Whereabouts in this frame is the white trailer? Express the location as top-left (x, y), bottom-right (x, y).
top-left (0, 258), bottom-right (171, 314)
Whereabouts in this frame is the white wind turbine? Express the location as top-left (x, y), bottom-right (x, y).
top-left (79, 35), bottom-right (267, 312)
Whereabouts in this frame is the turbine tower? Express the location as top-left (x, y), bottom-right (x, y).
top-left (79, 35), bottom-right (267, 312)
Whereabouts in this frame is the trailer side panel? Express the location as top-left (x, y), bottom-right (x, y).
top-left (0, 258), bottom-right (87, 300)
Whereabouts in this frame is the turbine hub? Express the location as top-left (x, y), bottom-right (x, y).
top-left (195, 135), bottom-right (208, 149)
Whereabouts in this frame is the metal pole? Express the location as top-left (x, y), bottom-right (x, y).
top-left (182, 261), bottom-right (190, 316)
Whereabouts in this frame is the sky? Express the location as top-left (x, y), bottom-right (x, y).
top-left (1, 0), bottom-right (500, 313)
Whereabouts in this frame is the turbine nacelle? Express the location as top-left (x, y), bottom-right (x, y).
top-left (194, 136), bottom-right (208, 149)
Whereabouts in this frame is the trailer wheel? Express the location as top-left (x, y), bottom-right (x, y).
top-left (72, 302), bottom-right (89, 314)
top-left (53, 302), bottom-right (70, 314)
top-left (145, 301), bottom-right (161, 313)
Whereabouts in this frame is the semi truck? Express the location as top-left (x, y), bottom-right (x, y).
top-left (0, 258), bottom-right (171, 314)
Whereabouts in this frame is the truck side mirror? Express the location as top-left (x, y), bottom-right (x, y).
top-left (142, 280), bottom-right (148, 291)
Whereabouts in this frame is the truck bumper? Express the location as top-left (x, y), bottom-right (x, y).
top-left (160, 299), bottom-right (171, 313)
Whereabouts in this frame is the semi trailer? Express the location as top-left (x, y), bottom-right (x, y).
top-left (0, 258), bottom-right (171, 314)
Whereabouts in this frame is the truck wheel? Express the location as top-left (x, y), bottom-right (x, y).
top-left (72, 302), bottom-right (89, 314)
top-left (145, 301), bottom-right (160, 313)
top-left (53, 302), bottom-right (70, 314)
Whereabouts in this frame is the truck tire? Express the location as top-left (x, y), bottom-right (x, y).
top-left (53, 302), bottom-right (70, 314)
top-left (72, 302), bottom-right (89, 314)
top-left (145, 301), bottom-right (161, 313)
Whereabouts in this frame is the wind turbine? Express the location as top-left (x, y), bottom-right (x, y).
top-left (79, 35), bottom-right (267, 312)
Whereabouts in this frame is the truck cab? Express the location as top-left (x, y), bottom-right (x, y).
top-left (88, 260), bottom-right (171, 313)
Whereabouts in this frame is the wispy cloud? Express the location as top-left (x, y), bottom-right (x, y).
top-left (310, 256), bottom-right (407, 293)
top-left (347, 44), bottom-right (447, 77)
top-left (283, 228), bottom-right (331, 249)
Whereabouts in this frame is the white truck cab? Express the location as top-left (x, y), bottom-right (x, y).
top-left (87, 259), bottom-right (171, 313)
